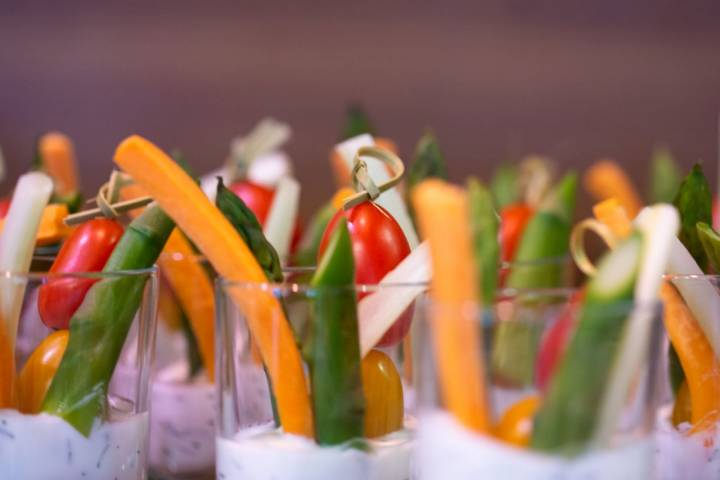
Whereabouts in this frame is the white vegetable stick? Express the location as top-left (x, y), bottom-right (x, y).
top-left (359, 241), bottom-right (431, 356)
top-left (336, 134), bottom-right (420, 248)
top-left (0, 172), bottom-right (53, 347)
top-left (665, 238), bottom-right (720, 358)
top-left (200, 166), bottom-right (232, 202)
top-left (247, 151), bottom-right (292, 188)
top-left (594, 204), bottom-right (679, 446)
top-left (263, 177), bottom-right (300, 262)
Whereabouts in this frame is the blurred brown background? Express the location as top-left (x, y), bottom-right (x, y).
top-left (1, 1), bottom-right (719, 216)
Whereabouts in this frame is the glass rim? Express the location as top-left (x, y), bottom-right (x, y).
top-left (664, 273), bottom-right (720, 281)
top-left (217, 276), bottom-right (429, 293)
top-left (0, 265), bottom-right (158, 280)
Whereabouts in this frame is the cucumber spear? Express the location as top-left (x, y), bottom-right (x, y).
top-left (308, 219), bottom-right (365, 446)
top-left (531, 234), bottom-right (642, 454)
top-left (42, 205), bottom-right (174, 435)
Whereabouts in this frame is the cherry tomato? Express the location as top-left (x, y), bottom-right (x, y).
top-left (500, 203), bottom-right (534, 262)
top-left (230, 180), bottom-right (303, 253)
top-left (319, 201), bottom-right (411, 346)
top-left (361, 350), bottom-right (404, 438)
top-left (535, 290), bottom-right (584, 390)
top-left (38, 218), bottom-right (124, 329)
top-left (17, 330), bottom-right (69, 413)
top-left (0, 197), bottom-right (10, 218)
top-left (495, 395), bottom-right (540, 447)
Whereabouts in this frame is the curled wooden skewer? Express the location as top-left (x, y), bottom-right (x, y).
top-left (343, 145), bottom-right (405, 210)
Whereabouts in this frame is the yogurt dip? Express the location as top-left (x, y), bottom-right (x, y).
top-left (0, 408), bottom-right (148, 480)
top-left (654, 406), bottom-right (720, 480)
top-left (216, 424), bottom-right (412, 480)
top-left (415, 411), bottom-right (652, 480)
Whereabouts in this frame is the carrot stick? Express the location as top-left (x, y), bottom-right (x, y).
top-left (114, 135), bottom-right (313, 437)
top-left (593, 198), bottom-right (632, 239)
top-left (584, 160), bottom-right (642, 218)
top-left (0, 204), bottom-right (70, 246)
top-left (158, 230), bottom-right (216, 380)
top-left (661, 284), bottom-right (720, 430)
top-left (39, 132), bottom-right (79, 196)
top-left (411, 179), bottom-right (491, 433)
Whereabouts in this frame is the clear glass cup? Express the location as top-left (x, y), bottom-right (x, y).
top-left (139, 251), bottom-right (216, 479)
top-left (215, 276), bottom-right (426, 480)
top-left (414, 289), bottom-right (663, 480)
top-left (655, 274), bottom-right (720, 480)
top-left (1, 266), bottom-right (158, 480)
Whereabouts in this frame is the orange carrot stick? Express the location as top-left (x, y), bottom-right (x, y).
top-left (584, 160), bottom-right (642, 218)
top-left (39, 132), bottom-right (79, 196)
top-left (593, 198), bottom-right (633, 239)
top-left (661, 284), bottom-right (720, 430)
top-left (158, 230), bottom-right (216, 380)
top-left (412, 179), bottom-right (491, 433)
top-left (114, 135), bottom-right (313, 437)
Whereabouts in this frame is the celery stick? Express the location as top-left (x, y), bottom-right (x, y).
top-left (0, 173), bottom-right (53, 345)
top-left (531, 234), bottom-right (642, 454)
top-left (309, 219), bottom-right (365, 445)
top-left (42, 206), bottom-right (174, 435)
top-left (490, 163), bottom-right (520, 209)
top-left (467, 178), bottom-right (499, 305)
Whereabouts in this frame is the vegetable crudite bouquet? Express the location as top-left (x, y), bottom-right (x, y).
top-left (574, 162), bottom-right (720, 479)
top-left (410, 174), bottom-right (678, 479)
top-left (112, 132), bottom-right (430, 480)
top-left (118, 119), bottom-right (303, 478)
top-left (0, 138), bottom-right (171, 479)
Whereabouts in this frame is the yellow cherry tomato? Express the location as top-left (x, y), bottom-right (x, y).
top-left (361, 349), bottom-right (404, 438)
top-left (495, 395), bottom-right (540, 447)
top-left (672, 380), bottom-right (692, 427)
top-left (17, 330), bottom-right (69, 413)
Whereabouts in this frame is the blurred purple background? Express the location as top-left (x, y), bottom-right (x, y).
top-left (1, 1), bottom-right (719, 216)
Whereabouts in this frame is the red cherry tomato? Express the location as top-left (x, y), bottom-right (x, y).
top-left (535, 290), bottom-right (584, 390)
top-left (229, 180), bottom-right (303, 254)
top-left (0, 197), bottom-right (11, 218)
top-left (38, 218), bottom-right (125, 329)
top-left (229, 180), bottom-right (275, 224)
top-left (500, 203), bottom-right (534, 262)
top-left (319, 201), bottom-right (411, 347)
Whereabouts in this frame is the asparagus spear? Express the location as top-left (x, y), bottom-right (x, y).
top-left (697, 222), bottom-right (720, 272)
top-left (308, 219), bottom-right (365, 445)
top-left (673, 163), bottom-right (712, 272)
top-left (215, 178), bottom-right (282, 282)
top-left (649, 147), bottom-right (681, 204)
top-left (490, 164), bottom-right (520, 209)
top-left (340, 104), bottom-right (375, 140)
top-left (42, 206), bottom-right (174, 435)
top-left (407, 133), bottom-right (449, 228)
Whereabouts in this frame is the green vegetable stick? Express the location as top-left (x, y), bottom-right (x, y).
top-left (467, 178), bottom-right (499, 305)
top-left (215, 178), bottom-right (282, 282)
top-left (407, 132), bottom-right (449, 228)
top-left (649, 147), bottom-right (681, 203)
top-left (531, 234), bottom-right (641, 454)
top-left (293, 201), bottom-right (335, 267)
top-left (673, 164), bottom-right (712, 271)
top-left (42, 205), bottom-right (175, 435)
top-left (490, 163), bottom-right (520, 209)
top-left (697, 222), bottom-right (720, 273)
top-left (309, 219), bottom-right (365, 446)
top-left (340, 104), bottom-right (376, 140)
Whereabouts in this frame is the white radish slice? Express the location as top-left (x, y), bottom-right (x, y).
top-left (0, 172), bottom-right (53, 347)
top-left (359, 241), bottom-right (431, 356)
top-left (594, 204), bottom-right (679, 446)
top-left (200, 166), bottom-right (232, 202)
top-left (263, 177), bottom-right (300, 263)
top-left (335, 134), bottom-right (420, 248)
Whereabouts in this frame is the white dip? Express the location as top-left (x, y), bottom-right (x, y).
top-left (0, 409), bottom-right (148, 480)
top-left (216, 424), bottom-right (412, 480)
top-left (654, 406), bottom-right (720, 480)
top-left (148, 360), bottom-right (273, 476)
top-left (415, 411), bottom-right (652, 480)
